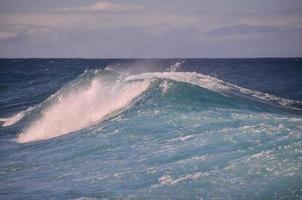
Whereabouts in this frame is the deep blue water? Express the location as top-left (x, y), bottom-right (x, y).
top-left (0, 58), bottom-right (302, 199)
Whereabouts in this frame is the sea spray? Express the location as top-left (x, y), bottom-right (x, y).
top-left (0, 107), bottom-right (34, 127)
top-left (17, 76), bottom-right (150, 143)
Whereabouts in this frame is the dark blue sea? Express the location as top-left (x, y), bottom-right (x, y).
top-left (0, 58), bottom-right (302, 200)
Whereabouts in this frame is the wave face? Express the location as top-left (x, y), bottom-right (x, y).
top-left (0, 58), bottom-right (302, 199)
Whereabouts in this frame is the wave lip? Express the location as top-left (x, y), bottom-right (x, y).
top-left (126, 72), bottom-right (302, 111)
top-left (17, 76), bottom-right (150, 143)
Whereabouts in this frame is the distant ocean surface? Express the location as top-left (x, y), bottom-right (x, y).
top-left (0, 58), bottom-right (302, 200)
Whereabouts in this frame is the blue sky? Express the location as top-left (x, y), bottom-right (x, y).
top-left (0, 0), bottom-right (301, 58)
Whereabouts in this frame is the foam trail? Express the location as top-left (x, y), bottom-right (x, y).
top-left (17, 78), bottom-right (150, 143)
top-left (126, 72), bottom-right (302, 110)
top-left (0, 107), bottom-right (34, 127)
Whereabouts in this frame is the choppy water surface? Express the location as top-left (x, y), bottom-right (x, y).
top-left (0, 58), bottom-right (302, 199)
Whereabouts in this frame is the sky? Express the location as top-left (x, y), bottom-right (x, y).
top-left (0, 0), bottom-right (301, 58)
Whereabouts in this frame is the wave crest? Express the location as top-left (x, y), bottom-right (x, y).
top-left (126, 72), bottom-right (302, 111)
top-left (17, 72), bottom-right (150, 143)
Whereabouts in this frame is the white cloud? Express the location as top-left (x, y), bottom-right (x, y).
top-left (90, 2), bottom-right (114, 11)
top-left (59, 1), bottom-right (143, 12)
top-left (0, 10), bottom-right (197, 31)
top-left (0, 31), bottom-right (18, 40)
top-left (0, 1), bottom-right (301, 57)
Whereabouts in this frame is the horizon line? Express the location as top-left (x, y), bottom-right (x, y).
top-left (0, 56), bottom-right (301, 59)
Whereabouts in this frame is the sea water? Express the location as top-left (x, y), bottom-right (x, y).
top-left (0, 58), bottom-right (301, 199)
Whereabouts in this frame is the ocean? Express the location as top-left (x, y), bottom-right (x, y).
top-left (0, 58), bottom-right (301, 199)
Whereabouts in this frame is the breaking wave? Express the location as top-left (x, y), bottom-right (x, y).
top-left (15, 70), bottom-right (150, 143)
top-left (2, 70), bottom-right (301, 143)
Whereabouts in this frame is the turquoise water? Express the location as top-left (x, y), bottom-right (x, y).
top-left (0, 59), bottom-right (302, 199)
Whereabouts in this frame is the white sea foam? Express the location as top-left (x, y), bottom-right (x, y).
top-left (0, 107), bottom-right (34, 127)
top-left (158, 172), bottom-right (203, 185)
top-left (169, 60), bottom-right (184, 72)
top-left (17, 77), bottom-right (150, 143)
top-left (126, 72), bottom-right (302, 110)
top-left (172, 135), bottom-right (195, 142)
top-left (160, 80), bottom-right (170, 94)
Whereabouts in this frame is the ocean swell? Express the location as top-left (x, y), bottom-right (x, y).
top-left (126, 72), bottom-right (302, 111)
top-left (2, 71), bottom-right (301, 143)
